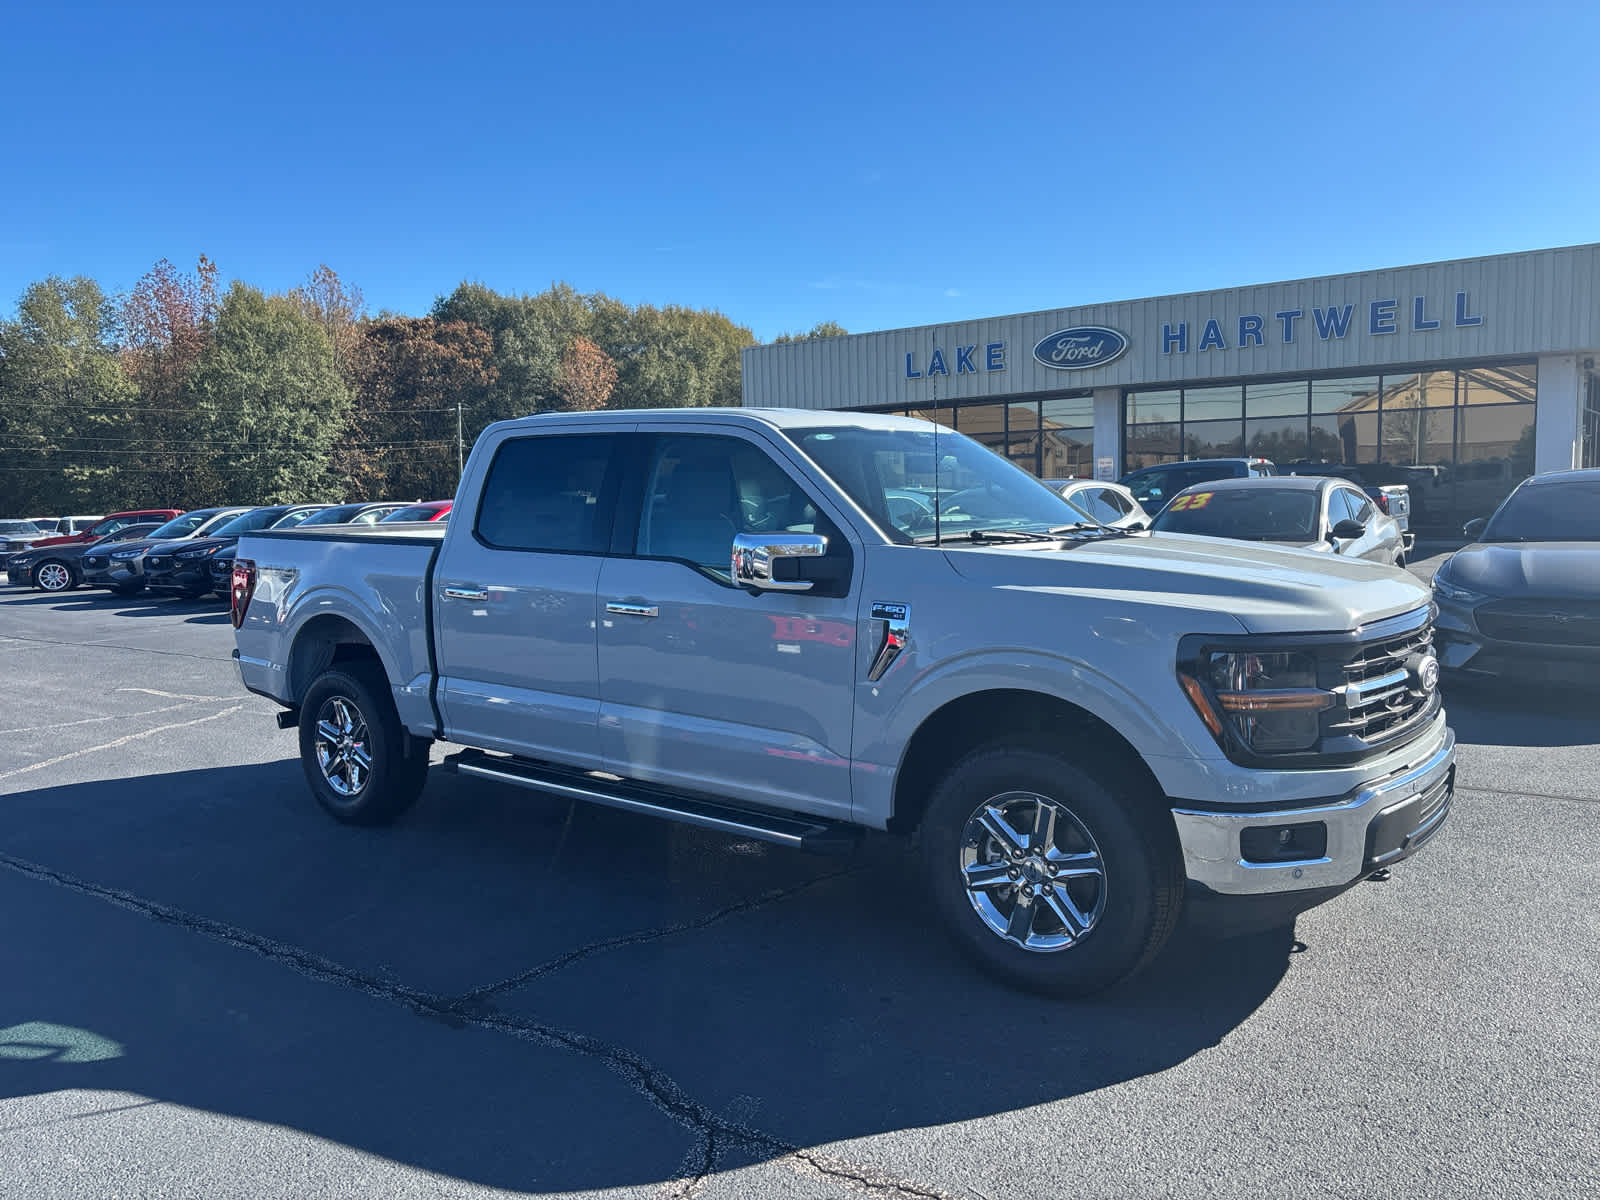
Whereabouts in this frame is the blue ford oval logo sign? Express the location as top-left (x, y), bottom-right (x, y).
top-left (1032, 326), bottom-right (1129, 370)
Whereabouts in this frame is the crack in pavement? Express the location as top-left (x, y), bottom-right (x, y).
top-left (0, 851), bottom-right (964, 1200)
top-left (1458, 784), bottom-right (1600, 808)
top-left (458, 866), bottom-right (867, 1003)
top-left (0, 702), bottom-right (196, 736)
top-left (0, 633), bottom-right (233, 664)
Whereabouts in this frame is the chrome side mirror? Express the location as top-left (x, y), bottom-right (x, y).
top-left (732, 532), bottom-right (826, 592)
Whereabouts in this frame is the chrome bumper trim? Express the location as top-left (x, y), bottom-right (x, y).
top-left (1170, 728), bottom-right (1456, 895)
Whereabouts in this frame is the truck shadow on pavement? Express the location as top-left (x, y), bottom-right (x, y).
top-left (0, 760), bottom-right (1298, 1194)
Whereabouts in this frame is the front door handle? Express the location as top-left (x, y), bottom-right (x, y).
top-left (605, 601), bottom-right (658, 618)
top-left (443, 586), bottom-right (489, 601)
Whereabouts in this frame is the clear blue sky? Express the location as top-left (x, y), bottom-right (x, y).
top-left (3, 1), bottom-right (1596, 341)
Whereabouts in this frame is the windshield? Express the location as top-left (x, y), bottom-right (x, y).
top-left (1150, 488), bottom-right (1319, 542)
top-left (213, 507), bottom-right (286, 537)
top-left (147, 511), bottom-right (213, 539)
top-left (298, 504), bottom-right (364, 526)
top-left (1121, 463), bottom-right (1240, 507)
top-left (0, 521), bottom-right (43, 536)
top-left (786, 425), bottom-right (1082, 543)
top-left (271, 507), bottom-right (325, 528)
top-left (381, 504), bottom-right (445, 523)
top-left (1483, 479), bottom-right (1600, 542)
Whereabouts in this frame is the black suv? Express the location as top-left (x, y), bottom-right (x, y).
top-left (1119, 458), bottom-right (1277, 514)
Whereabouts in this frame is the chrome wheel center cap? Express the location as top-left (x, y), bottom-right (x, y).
top-left (1021, 857), bottom-right (1047, 884)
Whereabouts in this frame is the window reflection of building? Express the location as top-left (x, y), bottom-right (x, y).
top-left (1121, 361), bottom-right (1536, 530)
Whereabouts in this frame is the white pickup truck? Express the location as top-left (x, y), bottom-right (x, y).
top-left (230, 408), bottom-right (1454, 995)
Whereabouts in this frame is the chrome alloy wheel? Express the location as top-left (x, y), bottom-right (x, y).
top-left (960, 790), bottom-right (1107, 952)
top-left (35, 562), bottom-right (72, 592)
top-left (314, 696), bottom-right (373, 798)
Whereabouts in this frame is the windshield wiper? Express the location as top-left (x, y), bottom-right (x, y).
top-left (1047, 523), bottom-right (1136, 540)
top-left (913, 527), bottom-right (1059, 545)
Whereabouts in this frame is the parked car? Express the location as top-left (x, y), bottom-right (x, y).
top-left (1055, 480), bottom-right (1150, 530)
top-left (296, 501), bottom-right (409, 527)
top-left (1432, 468), bottom-right (1600, 685)
top-left (0, 520), bottom-right (49, 572)
top-left (39, 514), bottom-right (105, 538)
top-left (1150, 476), bottom-right (1405, 565)
top-left (1285, 462), bottom-right (1414, 547)
top-left (6, 523), bottom-right (164, 592)
top-left (205, 505), bottom-right (332, 597)
top-left (80, 507), bottom-right (252, 594)
top-left (28, 518), bottom-right (60, 533)
top-left (378, 501), bottom-right (453, 523)
top-left (26, 509), bottom-right (182, 550)
top-left (230, 408), bottom-right (1453, 998)
top-left (144, 504), bottom-right (329, 598)
top-left (1119, 458), bottom-right (1277, 515)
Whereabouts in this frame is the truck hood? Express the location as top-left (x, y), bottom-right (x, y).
top-left (1441, 542), bottom-right (1600, 599)
top-left (942, 532), bottom-right (1429, 635)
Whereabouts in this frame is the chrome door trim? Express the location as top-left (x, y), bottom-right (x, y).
top-left (605, 601), bottom-right (659, 618)
top-left (443, 586), bottom-right (489, 601)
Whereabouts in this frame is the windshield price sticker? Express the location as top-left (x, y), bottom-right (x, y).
top-left (1169, 492), bottom-right (1214, 511)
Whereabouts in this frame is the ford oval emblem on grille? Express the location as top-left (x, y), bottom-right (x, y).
top-left (1410, 654), bottom-right (1440, 694)
top-left (1032, 326), bottom-right (1129, 370)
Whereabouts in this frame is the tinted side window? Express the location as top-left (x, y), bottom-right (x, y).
top-left (476, 434), bottom-right (618, 553)
top-left (637, 435), bottom-right (831, 575)
top-left (1347, 491), bottom-right (1375, 523)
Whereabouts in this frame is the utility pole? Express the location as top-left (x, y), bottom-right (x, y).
top-left (457, 400), bottom-right (464, 478)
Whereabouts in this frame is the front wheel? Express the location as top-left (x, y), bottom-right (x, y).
top-left (918, 746), bottom-right (1184, 997)
top-left (33, 560), bottom-right (77, 592)
top-left (298, 662), bottom-right (430, 825)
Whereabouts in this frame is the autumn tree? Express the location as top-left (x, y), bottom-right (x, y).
top-left (336, 316), bottom-right (496, 501)
top-left (288, 264), bottom-right (365, 377)
top-left (556, 336), bottom-right (618, 412)
top-left (116, 256), bottom-right (221, 504)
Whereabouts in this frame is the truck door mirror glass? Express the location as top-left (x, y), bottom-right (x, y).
top-left (732, 532), bottom-right (826, 592)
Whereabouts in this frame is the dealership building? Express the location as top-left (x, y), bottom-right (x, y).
top-left (740, 243), bottom-right (1599, 531)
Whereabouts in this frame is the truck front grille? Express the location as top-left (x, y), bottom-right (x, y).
top-left (1324, 608), bottom-right (1440, 750)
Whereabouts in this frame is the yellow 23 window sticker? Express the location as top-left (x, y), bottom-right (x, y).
top-left (1169, 491), bottom-right (1214, 511)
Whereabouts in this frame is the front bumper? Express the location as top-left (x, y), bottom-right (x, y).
top-left (1171, 726), bottom-right (1455, 895)
top-left (146, 560), bottom-right (214, 592)
top-left (1433, 594), bottom-right (1600, 683)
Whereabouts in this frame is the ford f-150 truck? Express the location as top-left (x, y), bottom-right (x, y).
top-left (230, 408), bottom-right (1454, 995)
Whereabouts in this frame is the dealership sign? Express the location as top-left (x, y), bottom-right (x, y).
top-left (1033, 326), bottom-right (1130, 370)
top-left (1161, 291), bottom-right (1484, 354)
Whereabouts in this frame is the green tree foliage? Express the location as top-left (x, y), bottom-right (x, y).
top-left (0, 266), bottom-right (757, 517)
top-left (772, 320), bottom-right (848, 343)
top-left (0, 276), bottom-right (135, 514)
top-left (184, 284), bottom-right (350, 505)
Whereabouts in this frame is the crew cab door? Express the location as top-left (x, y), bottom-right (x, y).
top-left (595, 428), bottom-right (860, 821)
top-left (433, 427), bottom-right (627, 770)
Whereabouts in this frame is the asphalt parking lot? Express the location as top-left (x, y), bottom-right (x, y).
top-left (1, 570), bottom-right (1597, 1200)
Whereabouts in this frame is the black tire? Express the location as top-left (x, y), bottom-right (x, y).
top-left (918, 745), bottom-right (1184, 997)
top-left (297, 661), bottom-right (430, 826)
top-left (32, 559), bottom-right (78, 592)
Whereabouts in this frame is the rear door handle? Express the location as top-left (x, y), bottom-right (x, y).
top-left (443, 586), bottom-right (489, 601)
top-left (605, 602), bottom-right (658, 618)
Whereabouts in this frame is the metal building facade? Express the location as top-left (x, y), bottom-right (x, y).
top-left (740, 244), bottom-right (1600, 531)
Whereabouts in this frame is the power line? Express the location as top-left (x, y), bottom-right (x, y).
top-left (0, 441), bottom-right (456, 454)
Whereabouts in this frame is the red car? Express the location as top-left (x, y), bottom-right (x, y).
top-left (378, 501), bottom-right (452, 523)
top-left (27, 509), bottom-right (183, 549)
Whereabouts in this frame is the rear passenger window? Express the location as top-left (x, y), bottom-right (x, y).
top-left (476, 435), bottom-right (617, 553)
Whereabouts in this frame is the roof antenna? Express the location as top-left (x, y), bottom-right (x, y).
top-left (931, 345), bottom-right (942, 546)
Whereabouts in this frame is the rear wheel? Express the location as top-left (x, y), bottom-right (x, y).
top-left (298, 662), bottom-right (430, 825)
top-left (918, 745), bottom-right (1184, 997)
top-left (33, 560), bottom-right (76, 592)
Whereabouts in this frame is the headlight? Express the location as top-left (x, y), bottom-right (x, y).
top-left (177, 545), bottom-right (219, 560)
top-left (1180, 649), bottom-right (1333, 754)
top-left (111, 549), bottom-right (142, 559)
top-left (1431, 567), bottom-right (1490, 606)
